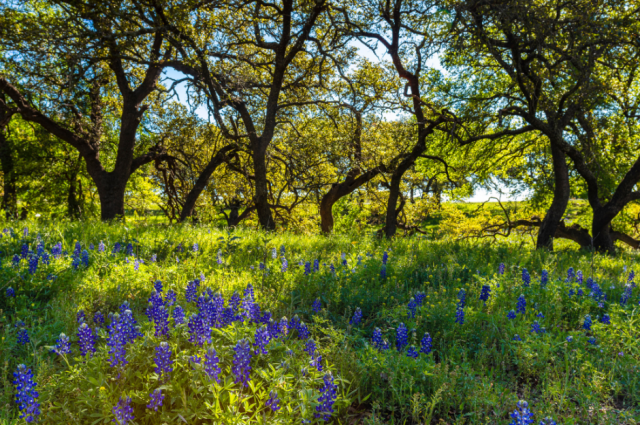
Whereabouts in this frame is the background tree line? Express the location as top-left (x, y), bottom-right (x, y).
top-left (0, 0), bottom-right (639, 253)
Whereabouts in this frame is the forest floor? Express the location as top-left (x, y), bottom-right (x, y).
top-left (1, 222), bottom-right (639, 424)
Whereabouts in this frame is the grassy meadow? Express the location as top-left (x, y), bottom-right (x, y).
top-left (0, 221), bottom-right (639, 424)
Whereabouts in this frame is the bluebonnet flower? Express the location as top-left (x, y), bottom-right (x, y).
top-left (279, 317), bottom-right (289, 337)
top-left (407, 297), bottom-right (417, 318)
top-left (17, 328), bottom-right (29, 345)
top-left (576, 270), bottom-right (583, 285)
top-left (530, 321), bottom-right (544, 334)
top-left (311, 354), bottom-right (323, 371)
top-left (150, 253), bottom-right (157, 262)
top-left (312, 298), bottom-right (321, 313)
top-left (40, 251), bottom-right (50, 265)
top-left (23, 227), bottom-right (28, 238)
top-left (540, 270), bottom-right (548, 288)
top-left (396, 323), bottom-right (408, 351)
top-left (583, 315), bottom-right (592, 331)
top-left (279, 244), bottom-right (286, 257)
top-left (244, 283), bottom-right (255, 300)
top-left (113, 396), bottom-right (134, 425)
top-left (621, 285), bottom-right (632, 305)
top-left (78, 323), bottom-right (96, 357)
top-left (232, 339), bottom-right (253, 387)
top-left (94, 311), bottom-right (105, 326)
top-left (521, 268), bottom-right (530, 287)
top-left (125, 243), bottom-right (134, 256)
top-left (172, 305), bottom-right (185, 326)
top-left (13, 364), bottom-right (40, 423)
top-left (588, 337), bottom-right (597, 345)
top-left (457, 289), bottom-right (466, 308)
top-left (382, 251), bottom-right (388, 265)
top-left (186, 279), bottom-right (200, 303)
top-left (304, 261), bottom-right (311, 276)
top-left (21, 243), bottom-right (29, 259)
top-left (154, 342), bottom-right (173, 379)
top-left (153, 306), bottom-right (170, 337)
top-left (507, 310), bottom-right (516, 320)
top-left (271, 247), bottom-right (277, 259)
top-left (330, 263), bottom-right (336, 275)
top-left (566, 335), bottom-right (574, 343)
top-left (281, 256), bottom-right (288, 273)
top-left (204, 347), bottom-right (221, 383)
top-left (314, 259), bottom-right (320, 272)
top-left (517, 294), bottom-right (526, 315)
top-left (600, 314), bottom-right (611, 325)
top-left (407, 346), bottom-right (419, 358)
top-left (566, 267), bottom-right (575, 282)
top-left (415, 292), bottom-right (426, 306)
top-left (498, 263), bottom-right (505, 275)
top-left (71, 256), bottom-right (82, 270)
top-left (298, 322), bottom-right (310, 339)
top-left (77, 310), bottom-right (86, 324)
top-left (165, 289), bottom-right (176, 307)
top-left (539, 418), bottom-right (557, 425)
top-left (350, 308), bottom-right (362, 326)
top-left (509, 400), bottom-right (534, 425)
top-left (98, 241), bottom-right (105, 252)
top-left (513, 334), bottom-right (522, 341)
top-left (455, 307), bottom-right (465, 325)
top-left (420, 333), bottom-right (432, 354)
top-left (536, 312), bottom-right (544, 319)
top-left (151, 280), bottom-right (163, 294)
top-left (73, 241), bottom-right (81, 258)
top-left (81, 250), bottom-right (89, 267)
top-left (304, 339), bottom-right (317, 357)
top-left (380, 265), bottom-right (386, 279)
top-left (372, 327), bottom-right (388, 351)
top-left (28, 256), bottom-right (38, 274)
top-left (479, 285), bottom-right (491, 304)
top-left (147, 389), bottom-right (164, 411)
top-left (254, 326), bottom-right (270, 355)
top-left (188, 313), bottom-right (210, 346)
top-left (52, 242), bottom-right (63, 257)
top-left (107, 318), bottom-right (127, 367)
top-left (121, 310), bottom-right (142, 343)
top-left (112, 242), bottom-right (122, 254)
top-left (216, 249), bottom-right (223, 265)
top-left (315, 372), bottom-right (337, 421)
top-left (7, 286), bottom-right (15, 297)
top-left (266, 390), bottom-right (281, 412)
top-left (12, 254), bottom-right (20, 267)
top-left (52, 333), bottom-right (71, 355)
top-left (192, 242), bottom-right (199, 253)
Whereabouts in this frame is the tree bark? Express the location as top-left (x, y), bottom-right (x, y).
top-left (252, 147), bottom-right (275, 230)
top-left (536, 143), bottom-right (571, 250)
top-left (0, 128), bottom-right (17, 219)
top-left (178, 145), bottom-right (236, 222)
top-left (320, 167), bottom-right (384, 233)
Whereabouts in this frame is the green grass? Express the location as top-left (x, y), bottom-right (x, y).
top-left (0, 221), bottom-right (639, 424)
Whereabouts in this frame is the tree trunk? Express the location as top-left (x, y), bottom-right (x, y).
top-left (320, 167), bottom-right (384, 233)
top-left (67, 178), bottom-right (82, 219)
top-left (95, 176), bottom-right (127, 220)
top-left (0, 129), bottom-right (17, 219)
top-left (536, 144), bottom-right (571, 250)
top-left (319, 186), bottom-right (338, 233)
top-left (252, 148), bottom-right (275, 230)
top-left (179, 146), bottom-right (235, 222)
top-left (592, 210), bottom-right (615, 254)
top-left (384, 172), bottom-right (405, 239)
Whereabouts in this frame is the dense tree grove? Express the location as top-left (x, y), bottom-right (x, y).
top-left (1, 0), bottom-right (639, 252)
